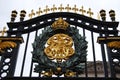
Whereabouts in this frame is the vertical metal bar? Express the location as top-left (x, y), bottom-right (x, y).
top-left (20, 33), bottom-right (30, 77)
top-left (8, 43), bottom-right (21, 77)
top-left (83, 28), bottom-right (88, 77)
top-left (104, 23), bottom-right (116, 77)
top-left (29, 30), bottom-right (38, 77)
top-left (91, 31), bottom-right (97, 77)
top-left (106, 47), bottom-right (116, 77)
top-left (100, 44), bottom-right (109, 77)
top-left (98, 26), bottom-right (109, 77)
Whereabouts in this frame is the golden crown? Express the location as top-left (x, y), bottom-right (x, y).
top-left (51, 17), bottom-right (69, 30)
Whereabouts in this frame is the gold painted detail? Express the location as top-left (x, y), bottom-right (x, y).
top-left (58, 4), bottom-right (64, 12)
top-left (107, 41), bottom-right (120, 48)
top-left (44, 5), bottom-right (50, 14)
top-left (36, 8), bottom-right (42, 16)
top-left (0, 41), bottom-right (17, 53)
top-left (0, 38), bottom-right (24, 43)
top-left (41, 69), bottom-right (53, 77)
top-left (52, 17), bottom-right (69, 30)
top-left (44, 33), bottom-right (75, 62)
top-left (97, 37), bottom-right (120, 43)
top-left (0, 27), bottom-right (7, 36)
top-left (28, 4), bottom-right (95, 19)
top-left (28, 9), bottom-right (35, 19)
top-left (65, 4), bottom-right (71, 12)
top-left (80, 6), bottom-right (86, 15)
top-left (64, 70), bottom-right (76, 77)
top-left (72, 5), bottom-right (78, 13)
top-left (51, 4), bottom-right (57, 12)
top-left (87, 8), bottom-right (94, 18)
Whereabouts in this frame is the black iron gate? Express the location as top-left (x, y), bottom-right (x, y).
top-left (0, 10), bottom-right (120, 79)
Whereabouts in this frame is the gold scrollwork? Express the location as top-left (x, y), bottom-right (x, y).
top-left (0, 41), bottom-right (17, 53)
top-left (107, 41), bottom-right (120, 48)
top-left (41, 69), bottom-right (53, 77)
top-left (64, 70), bottom-right (76, 77)
top-left (44, 33), bottom-right (75, 62)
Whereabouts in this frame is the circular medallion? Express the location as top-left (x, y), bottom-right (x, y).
top-left (44, 33), bottom-right (75, 62)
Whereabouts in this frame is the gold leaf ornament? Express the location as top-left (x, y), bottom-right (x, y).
top-left (0, 41), bottom-right (17, 53)
top-left (107, 41), bottom-right (120, 48)
top-left (44, 34), bottom-right (75, 62)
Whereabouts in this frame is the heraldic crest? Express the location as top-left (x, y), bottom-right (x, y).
top-left (32, 17), bottom-right (88, 77)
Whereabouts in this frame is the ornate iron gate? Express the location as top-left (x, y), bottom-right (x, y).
top-left (0, 9), bottom-right (120, 79)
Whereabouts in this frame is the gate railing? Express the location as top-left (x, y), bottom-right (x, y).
top-left (0, 10), bottom-right (119, 79)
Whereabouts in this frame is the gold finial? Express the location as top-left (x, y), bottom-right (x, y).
top-left (58, 4), bottom-right (64, 12)
top-left (97, 12), bottom-right (100, 20)
top-left (109, 10), bottom-right (115, 21)
top-left (0, 27), bottom-right (6, 36)
top-left (44, 5), bottom-right (50, 14)
top-left (36, 8), bottom-right (42, 16)
top-left (72, 5), bottom-right (78, 13)
top-left (51, 4), bottom-right (57, 12)
top-left (52, 17), bottom-right (69, 30)
top-left (87, 8), bottom-right (94, 18)
top-left (79, 6), bottom-right (86, 15)
top-left (100, 9), bottom-right (106, 21)
top-left (65, 4), bottom-right (71, 12)
top-left (28, 9), bottom-right (35, 19)
top-left (11, 10), bottom-right (18, 22)
top-left (20, 10), bottom-right (26, 19)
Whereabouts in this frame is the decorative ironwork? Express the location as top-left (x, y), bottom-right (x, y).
top-left (97, 37), bottom-right (120, 43)
top-left (51, 4), bottom-right (57, 12)
top-left (0, 37), bottom-right (23, 53)
top-left (107, 41), bottom-right (120, 48)
top-left (20, 10), bottom-right (26, 18)
top-left (20, 10), bottom-right (26, 21)
top-left (0, 27), bottom-right (6, 36)
top-left (11, 10), bottom-right (17, 22)
top-left (11, 4), bottom-right (115, 22)
top-left (52, 17), bottom-right (69, 30)
top-left (72, 5), bottom-right (78, 13)
top-left (100, 9), bottom-right (106, 21)
top-left (79, 6), bottom-right (86, 15)
top-left (28, 9), bottom-right (35, 19)
top-left (87, 8), bottom-right (93, 18)
top-left (44, 33), bottom-right (75, 62)
top-left (109, 10), bottom-right (115, 21)
top-left (36, 8), bottom-right (42, 16)
top-left (0, 7), bottom-right (119, 79)
top-left (65, 4), bottom-right (71, 12)
top-left (97, 13), bottom-right (100, 20)
top-left (32, 18), bottom-right (88, 77)
top-left (0, 41), bottom-right (17, 53)
top-left (97, 36), bottom-right (120, 77)
top-left (58, 4), bottom-right (64, 12)
top-left (44, 5), bottom-right (50, 14)
top-left (0, 37), bottom-right (23, 43)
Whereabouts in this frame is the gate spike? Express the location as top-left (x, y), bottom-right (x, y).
top-left (28, 9), bottom-right (35, 19)
top-left (51, 4), bottom-right (57, 12)
top-left (0, 27), bottom-right (7, 36)
top-left (36, 8), bottom-right (42, 16)
top-left (43, 5), bottom-right (50, 14)
top-left (87, 8), bottom-right (94, 18)
top-left (72, 5), bottom-right (78, 13)
top-left (58, 4), bottom-right (64, 12)
top-left (79, 6), bottom-right (86, 15)
top-left (65, 4), bottom-right (71, 12)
